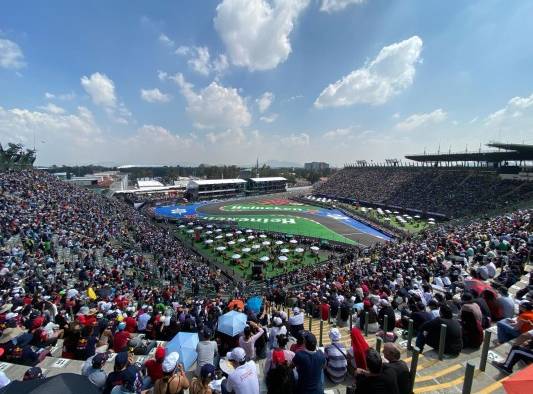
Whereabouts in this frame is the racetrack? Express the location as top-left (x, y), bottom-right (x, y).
top-left (183, 197), bottom-right (390, 246)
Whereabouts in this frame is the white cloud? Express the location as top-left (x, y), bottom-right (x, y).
top-left (214, 0), bottom-right (310, 71)
top-left (486, 93), bottom-right (533, 126)
top-left (395, 108), bottom-right (447, 131)
top-left (44, 91), bottom-right (76, 101)
top-left (171, 73), bottom-right (251, 130)
top-left (81, 72), bottom-right (132, 124)
top-left (188, 46), bottom-right (211, 75)
top-left (315, 36), bottom-right (423, 108)
top-left (206, 128), bottom-right (246, 145)
top-left (157, 70), bottom-right (168, 81)
top-left (256, 92), bottom-right (274, 113)
top-left (323, 126), bottom-right (356, 139)
top-left (0, 105), bottom-right (101, 151)
top-left (177, 46), bottom-right (228, 76)
top-left (0, 38), bottom-right (26, 69)
top-left (159, 33), bottom-right (174, 47)
top-left (320, 0), bottom-right (365, 13)
top-left (81, 72), bottom-right (117, 108)
top-left (260, 113), bottom-right (278, 123)
top-left (140, 88), bottom-right (172, 103)
top-left (38, 103), bottom-right (66, 115)
top-left (281, 132), bottom-right (310, 146)
top-left (175, 45), bottom-right (190, 56)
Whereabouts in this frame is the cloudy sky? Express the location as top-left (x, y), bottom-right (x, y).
top-left (1, 0), bottom-right (533, 166)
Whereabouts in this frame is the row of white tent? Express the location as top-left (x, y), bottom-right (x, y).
top-left (306, 195), bottom-right (437, 225)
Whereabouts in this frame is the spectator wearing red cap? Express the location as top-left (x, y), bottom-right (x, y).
top-left (113, 322), bottom-right (130, 353)
top-left (143, 347), bottom-right (165, 389)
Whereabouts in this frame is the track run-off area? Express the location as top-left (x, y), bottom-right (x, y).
top-left (153, 197), bottom-right (391, 246)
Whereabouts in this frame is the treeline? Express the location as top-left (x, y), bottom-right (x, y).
top-left (44, 164), bottom-right (334, 184)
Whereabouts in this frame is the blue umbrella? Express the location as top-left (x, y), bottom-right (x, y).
top-left (246, 296), bottom-right (262, 314)
top-left (165, 331), bottom-right (199, 370)
top-left (217, 310), bottom-right (247, 337)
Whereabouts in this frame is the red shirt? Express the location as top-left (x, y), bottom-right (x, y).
top-left (125, 317), bottom-right (137, 333)
top-left (144, 359), bottom-right (164, 381)
top-left (321, 303), bottom-right (330, 321)
top-left (113, 331), bottom-right (131, 352)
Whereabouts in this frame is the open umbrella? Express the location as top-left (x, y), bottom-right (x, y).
top-left (238, 238), bottom-right (246, 243)
top-left (246, 296), bottom-right (262, 314)
top-left (216, 246), bottom-right (226, 252)
top-left (228, 241), bottom-right (236, 246)
top-left (295, 247), bottom-right (304, 253)
top-left (204, 239), bottom-right (213, 245)
top-left (275, 241), bottom-right (284, 245)
top-left (289, 239), bottom-right (298, 244)
top-left (278, 256), bottom-right (288, 262)
top-left (178, 224), bottom-right (186, 229)
top-left (502, 363), bottom-right (533, 394)
top-left (310, 246), bottom-right (320, 252)
top-left (205, 231), bottom-right (213, 235)
top-left (242, 247), bottom-right (251, 253)
top-left (262, 241), bottom-right (271, 246)
top-left (227, 299), bottom-right (245, 311)
top-left (260, 256), bottom-right (270, 262)
top-left (165, 331), bottom-right (199, 370)
top-left (259, 234), bottom-right (267, 238)
top-left (1, 374), bottom-right (101, 394)
top-left (280, 248), bottom-right (290, 254)
top-left (231, 254), bottom-right (241, 260)
top-left (252, 244), bottom-right (261, 250)
top-left (217, 310), bottom-right (247, 337)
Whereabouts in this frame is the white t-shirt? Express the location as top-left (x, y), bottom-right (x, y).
top-left (288, 313), bottom-right (304, 326)
top-left (226, 361), bottom-right (259, 394)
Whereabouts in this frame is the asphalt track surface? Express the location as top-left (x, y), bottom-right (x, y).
top-left (196, 198), bottom-right (387, 247)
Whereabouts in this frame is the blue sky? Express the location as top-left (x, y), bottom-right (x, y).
top-left (1, 0), bottom-right (533, 166)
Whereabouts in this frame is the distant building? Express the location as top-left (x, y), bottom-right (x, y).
top-left (239, 168), bottom-right (253, 179)
top-left (304, 162), bottom-right (330, 171)
top-left (246, 177), bottom-right (287, 195)
top-left (187, 179), bottom-right (246, 200)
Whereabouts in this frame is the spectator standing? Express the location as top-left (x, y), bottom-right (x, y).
top-left (292, 332), bottom-right (326, 394)
top-left (324, 328), bottom-right (347, 384)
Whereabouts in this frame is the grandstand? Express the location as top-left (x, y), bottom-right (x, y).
top-left (246, 177), bottom-right (288, 195)
top-left (1, 164), bottom-right (532, 394)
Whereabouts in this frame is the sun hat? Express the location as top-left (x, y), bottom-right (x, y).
top-left (162, 352), bottom-right (180, 373)
top-left (0, 327), bottom-right (26, 344)
top-left (329, 328), bottom-right (341, 342)
top-left (226, 347), bottom-right (246, 363)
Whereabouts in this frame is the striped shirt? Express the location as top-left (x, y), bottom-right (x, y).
top-left (324, 342), bottom-right (347, 383)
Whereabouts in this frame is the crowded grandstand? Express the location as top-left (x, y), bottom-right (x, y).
top-left (0, 138), bottom-right (531, 394)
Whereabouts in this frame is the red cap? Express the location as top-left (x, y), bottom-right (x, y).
top-left (155, 347), bottom-right (165, 361)
top-left (32, 316), bottom-right (45, 330)
top-left (272, 349), bottom-right (286, 365)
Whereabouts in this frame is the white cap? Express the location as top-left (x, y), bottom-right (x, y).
top-left (162, 352), bottom-right (180, 372)
top-left (292, 307), bottom-right (300, 314)
top-left (226, 347), bottom-right (246, 362)
top-left (329, 328), bottom-right (341, 342)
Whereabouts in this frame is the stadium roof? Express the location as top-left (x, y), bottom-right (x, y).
top-left (137, 180), bottom-right (164, 188)
top-left (248, 177), bottom-right (287, 182)
top-left (405, 142), bottom-right (533, 163)
top-left (189, 179), bottom-right (246, 186)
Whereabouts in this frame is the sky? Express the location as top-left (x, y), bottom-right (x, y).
top-left (1, 0), bottom-right (533, 167)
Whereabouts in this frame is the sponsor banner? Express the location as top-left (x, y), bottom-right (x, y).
top-left (202, 216), bottom-right (297, 224)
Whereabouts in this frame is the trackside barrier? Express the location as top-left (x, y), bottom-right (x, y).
top-left (462, 362), bottom-right (475, 394)
top-left (407, 319), bottom-right (414, 350)
top-left (479, 330), bottom-right (491, 372)
top-left (308, 315), bottom-right (312, 331)
top-left (410, 346), bottom-right (420, 393)
top-left (376, 337), bottom-right (382, 354)
top-left (319, 320), bottom-right (324, 347)
top-left (438, 324), bottom-right (447, 361)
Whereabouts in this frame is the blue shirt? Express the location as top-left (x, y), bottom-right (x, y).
top-left (293, 349), bottom-right (326, 394)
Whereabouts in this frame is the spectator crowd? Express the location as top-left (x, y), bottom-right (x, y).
top-left (0, 168), bottom-right (532, 393)
top-left (315, 167), bottom-right (533, 218)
